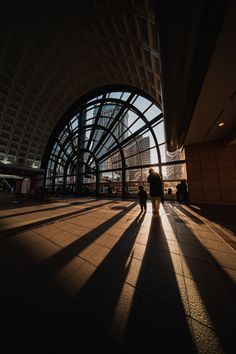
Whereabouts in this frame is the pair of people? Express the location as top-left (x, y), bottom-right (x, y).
top-left (138, 168), bottom-right (163, 215)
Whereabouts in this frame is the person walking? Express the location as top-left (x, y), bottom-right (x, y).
top-left (138, 185), bottom-right (148, 212)
top-left (147, 168), bottom-right (163, 215)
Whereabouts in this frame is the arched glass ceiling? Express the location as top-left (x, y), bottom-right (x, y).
top-left (42, 87), bottom-right (185, 197)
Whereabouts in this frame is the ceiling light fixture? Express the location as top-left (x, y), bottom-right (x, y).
top-left (218, 122), bottom-right (224, 127)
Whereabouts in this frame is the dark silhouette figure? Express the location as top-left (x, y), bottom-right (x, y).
top-left (176, 180), bottom-right (188, 203)
top-left (147, 168), bottom-right (163, 215)
top-left (138, 185), bottom-right (148, 212)
top-left (167, 187), bottom-right (173, 202)
top-left (107, 185), bottom-right (113, 197)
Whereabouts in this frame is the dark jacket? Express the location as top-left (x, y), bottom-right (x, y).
top-left (138, 190), bottom-right (148, 202)
top-left (147, 173), bottom-right (163, 197)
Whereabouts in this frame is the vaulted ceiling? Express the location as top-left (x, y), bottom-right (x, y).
top-left (0, 0), bottom-right (160, 168)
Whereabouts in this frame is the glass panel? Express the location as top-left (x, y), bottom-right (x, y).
top-left (153, 121), bottom-right (165, 144)
top-left (68, 160), bottom-right (76, 175)
top-left (150, 147), bottom-right (158, 164)
top-left (127, 110), bottom-right (140, 126)
top-left (91, 129), bottom-right (107, 152)
top-left (159, 143), bottom-right (167, 163)
top-left (130, 94), bottom-right (138, 105)
top-left (69, 116), bottom-right (78, 131)
top-left (99, 170), bottom-right (122, 196)
top-left (126, 169), bottom-right (142, 182)
top-left (121, 92), bottom-right (132, 101)
top-left (111, 152), bottom-right (122, 169)
top-left (59, 130), bottom-right (70, 145)
top-left (108, 92), bottom-right (123, 99)
top-left (86, 95), bottom-right (103, 105)
top-left (96, 145), bottom-right (110, 160)
top-left (145, 104), bottom-right (162, 121)
top-left (116, 110), bottom-right (138, 141)
top-left (164, 163), bottom-right (187, 180)
top-left (111, 118), bottom-right (128, 138)
top-left (64, 142), bottom-right (73, 155)
top-left (99, 158), bottom-right (112, 171)
top-left (98, 103), bottom-right (123, 119)
top-left (124, 138), bottom-right (151, 162)
top-left (99, 171), bottom-right (122, 183)
top-left (141, 131), bottom-right (155, 148)
top-left (48, 159), bottom-right (55, 168)
top-left (126, 154), bottom-right (142, 167)
top-left (129, 119), bottom-right (145, 135)
top-left (132, 95), bottom-right (152, 113)
top-left (126, 167), bottom-right (161, 197)
top-left (81, 107), bottom-right (96, 124)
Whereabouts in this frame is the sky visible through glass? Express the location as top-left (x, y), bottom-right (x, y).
top-left (45, 88), bottom-right (186, 192)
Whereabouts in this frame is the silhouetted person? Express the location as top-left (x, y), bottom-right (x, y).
top-left (138, 185), bottom-right (147, 212)
top-left (167, 187), bottom-right (173, 202)
top-left (176, 180), bottom-right (188, 203)
top-left (147, 168), bottom-right (163, 215)
top-left (107, 185), bottom-right (113, 197)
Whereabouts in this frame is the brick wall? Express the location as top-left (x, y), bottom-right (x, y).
top-left (185, 142), bottom-right (236, 204)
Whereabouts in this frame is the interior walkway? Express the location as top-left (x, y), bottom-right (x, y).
top-left (0, 197), bottom-right (235, 352)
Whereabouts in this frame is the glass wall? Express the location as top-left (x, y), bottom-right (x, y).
top-left (43, 87), bottom-right (186, 197)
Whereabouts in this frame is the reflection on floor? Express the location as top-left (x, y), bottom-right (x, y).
top-left (0, 198), bottom-right (235, 352)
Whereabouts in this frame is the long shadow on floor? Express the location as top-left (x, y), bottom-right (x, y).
top-left (0, 202), bottom-right (138, 350)
top-left (169, 201), bottom-right (205, 225)
top-left (58, 210), bottom-right (197, 352)
top-left (187, 203), bottom-right (236, 235)
top-left (162, 202), bottom-right (236, 352)
top-left (122, 213), bottom-right (196, 353)
top-left (0, 200), bottom-right (115, 238)
top-left (70, 211), bottom-right (147, 350)
top-left (175, 203), bottom-right (236, 252)
top-left (39, 201), bottom-right (137, 281)
top-left (0, 197), bottom-right (102, 219)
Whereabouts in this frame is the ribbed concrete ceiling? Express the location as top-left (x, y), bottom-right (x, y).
top-left (0, 0), bottom-right (160, 168)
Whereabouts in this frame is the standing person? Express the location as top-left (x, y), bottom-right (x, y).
top-left (147, 168), bottom-right (163, 215)
top-left (176, 180), bottom-right (188, 203)
top-left (107, 185), bottom-right (114, 198)
top-left (138, 185), bottom-right (148, 212)
top-left (167, 187), bottom-right (173, 202)
top-left (176, 182), bottom-right (181, 202)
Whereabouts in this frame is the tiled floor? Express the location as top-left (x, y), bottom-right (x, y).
top-left (0, 197), bottom-right (236, 352)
